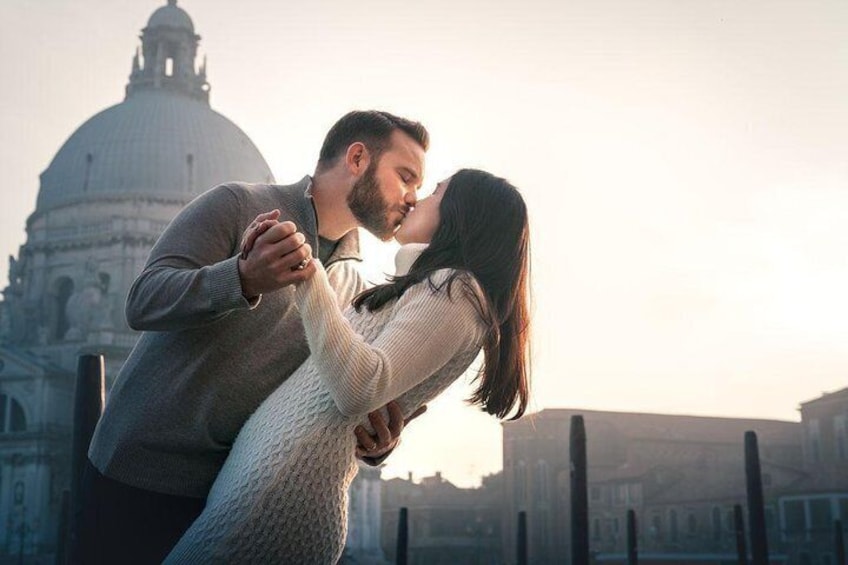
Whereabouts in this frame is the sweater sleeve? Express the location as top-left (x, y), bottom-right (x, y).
top-left (325, 260), bottom-right (367, 311)
top-left (125, 184), bottom-right (257, 331)
top-left (295, 262), bottom-right (486, 417)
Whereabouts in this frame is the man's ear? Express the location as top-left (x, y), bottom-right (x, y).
top-left (344, 142), bottom-right (371, 176)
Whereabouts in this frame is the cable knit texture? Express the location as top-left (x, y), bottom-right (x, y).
top-left (165, 249), bottom-right (486, 564)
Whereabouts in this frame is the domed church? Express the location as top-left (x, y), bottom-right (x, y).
top-left (0, 1), bottom-right (274, 557)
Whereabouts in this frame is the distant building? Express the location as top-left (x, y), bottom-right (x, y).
top-left (344, 466), bottom-right (390, 564)
top-left (381, 471), bottom-right (503, 564)
top-left (778, 387), bottom-right (848, 565)
top-left (502, 409), bottom-right (810, 564)
top-left (0, 0), bottom-right (274, 557)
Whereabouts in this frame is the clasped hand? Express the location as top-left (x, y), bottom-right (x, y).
top-left (237, 210), bottom-right (316, 298)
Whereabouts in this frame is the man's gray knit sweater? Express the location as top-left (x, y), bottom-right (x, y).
top-left (88, 177), bottom-right (364, 498)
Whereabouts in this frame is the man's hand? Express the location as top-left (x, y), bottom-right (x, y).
top-left (355, 401), bottom-right (427, 460)
top-left (240, 210), bottom-right (280, 259)
top-left (237, 211), bottom-right (316, 298)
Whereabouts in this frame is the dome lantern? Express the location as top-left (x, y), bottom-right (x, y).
top-left (127, 0), bottom-right (209, 103)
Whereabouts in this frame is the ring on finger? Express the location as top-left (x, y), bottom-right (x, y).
top-left (296, 258), bottom-right (310, 270)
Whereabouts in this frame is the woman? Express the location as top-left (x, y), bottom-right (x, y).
top-left (165, 168), bottom-right (531, 564)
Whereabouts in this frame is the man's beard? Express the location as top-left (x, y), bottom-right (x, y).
top-left (347, 164), bottom-right (396, 241)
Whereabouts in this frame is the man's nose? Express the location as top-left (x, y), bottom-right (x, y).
top-left (404, 190), bottom-right (417, 207)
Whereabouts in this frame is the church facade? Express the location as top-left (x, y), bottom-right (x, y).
top-left (0, 1), bottom-right (277, 557)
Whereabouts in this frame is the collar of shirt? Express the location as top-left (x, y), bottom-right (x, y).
top-left (394, 243), bottom-right (429, 277)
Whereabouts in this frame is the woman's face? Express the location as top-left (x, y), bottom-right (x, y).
top-left (394, 177), bottom-right (449, 245)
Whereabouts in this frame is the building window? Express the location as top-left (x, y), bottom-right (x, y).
top-left (0, 394), bottom-right (27, 433)
top-left (669, 509), bottom-right (679, 542)
top-left (835, 415), bottom-right (848, 461)
top-left (590, 486), bottom-right (602, 502)
top-left (651, 514), bottom-right (662, 541)
top-left (614, 484), bottom-right (626, 506)
top-left (593, 518), bottom-right (601, 541)
top-left (764, 506), bottom-right (777, 535)
top-left (165, 57), bottom-right (174, 77)
top-left (53, 276), bottom-right (74, 341)
top-left (536, 460), bottom-right (551, 505)
top-left (810, 498), bottom-right (832, 531)
top-left (538, 509), bottom-right (551, 550)
top-left (808, 419), bottom-right (822, 463)
top-left (687, 513), bottom-right (698, 536)
top-left (783, 500), bottom-right (805, 534)
top-left (515, 461), bottom-right (527, 508)
top-left (98, 272), bottom-right (111, 295)
top-left (712, 507), bottom-right (722, 541)
top-left (725, 509), bottom-right (735, 532)
top-left (629, 483), bottom-right (642, 505)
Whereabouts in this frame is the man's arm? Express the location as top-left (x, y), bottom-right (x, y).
top-left (126, 186), bottom-right (311, 331)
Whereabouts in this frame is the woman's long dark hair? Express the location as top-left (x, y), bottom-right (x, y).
top-left (353, 168), bottom-right (530, 420)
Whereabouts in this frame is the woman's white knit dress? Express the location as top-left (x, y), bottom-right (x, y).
top-left (165, 248), bottom-right (486, 564)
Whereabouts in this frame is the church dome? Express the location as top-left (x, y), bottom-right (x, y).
top-left (36, 91), bottom-right (273, 213)
top-left (147, 0), bottom-right (194, 32)
top-left (33, 0), bottom-right (274, 215)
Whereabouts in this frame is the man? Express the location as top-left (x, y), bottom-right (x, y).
top-left (75, 110), bottom-right (429, 564)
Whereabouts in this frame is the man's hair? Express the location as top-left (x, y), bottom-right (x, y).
top-left (316, 110), bottom-right (429, 172)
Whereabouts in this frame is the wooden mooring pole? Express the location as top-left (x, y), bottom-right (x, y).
top-left (626, 509), bottom-right (638, 565)
top-left (517, 511), bottom-right (528, 565)
top-left (744, 431), bottom-right (769, 565)
top-left (570, 415), bottom-right (589, 565)
top-left (396, 507), bottom-right (409, 565)
top-left (55, 490), bottom-right (70, 565)
top-left (66, 354), bottom-right (105, 563)
top-left (734, 503), bottom-right (748, 565)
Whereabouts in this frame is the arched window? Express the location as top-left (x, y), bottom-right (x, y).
top-left (10, 399), bottom-right (25, 432)
top-left (53, 276), bottom-right (74, 340)
top-left (0, 394), bottom-right (27, 433)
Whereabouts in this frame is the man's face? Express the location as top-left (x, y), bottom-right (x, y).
top-left (347, 130), bottom-right (425, 241)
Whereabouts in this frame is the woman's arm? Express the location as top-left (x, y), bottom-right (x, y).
top-left (295, 262), bottom-right (485, 417)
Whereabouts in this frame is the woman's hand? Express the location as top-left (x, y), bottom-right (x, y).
top-left (237, 211), bottom-right (316, 298)
top-left (240, 210), bottom-right (281, 259)
top-left (355, 402), bottom-right (427, 461)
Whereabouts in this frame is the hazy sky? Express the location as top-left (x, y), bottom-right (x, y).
top-left (2, 0), bottom-right (847, 487)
